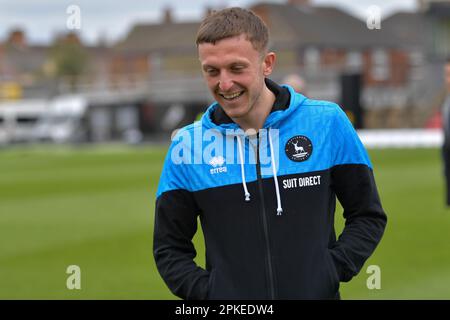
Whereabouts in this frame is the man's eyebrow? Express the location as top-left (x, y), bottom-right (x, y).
top-left (202, 62), bottom-right (248, 70)
top-left (230, 62), bottom-right (248, 67)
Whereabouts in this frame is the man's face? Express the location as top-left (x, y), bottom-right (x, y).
top-left (198, 34), bottom-right (274, 119)
top-left (445, 63), bottom-right (450, 93)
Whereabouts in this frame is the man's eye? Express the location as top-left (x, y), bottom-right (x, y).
top-left (231, 66), bottom-right (244, 73)
top-left (206, 69), bottom-right (218, 76)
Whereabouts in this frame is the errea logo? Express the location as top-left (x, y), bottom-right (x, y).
top-left (209, 156), bottom-right (227, 174)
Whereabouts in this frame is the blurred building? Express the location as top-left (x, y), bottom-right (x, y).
top-left (379, 0), bottom-right (450, 128)
top-left (2, 0), bottom-right (450, 145)
top-left (0, 29), bottom-right (49, 99)
top-left (112, 1), bottom-right (450, 130)
top-left (112, 7), bottom-right (211, 134)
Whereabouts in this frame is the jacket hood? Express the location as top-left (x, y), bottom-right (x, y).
top-left (201, 83), bottom-right (307, 134)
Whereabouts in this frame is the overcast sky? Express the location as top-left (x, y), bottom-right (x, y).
top-left (0, 0), bottom-right (417, 45)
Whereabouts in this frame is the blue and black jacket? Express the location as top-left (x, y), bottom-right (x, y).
top-left (153, 79), bottom-right (387, 300)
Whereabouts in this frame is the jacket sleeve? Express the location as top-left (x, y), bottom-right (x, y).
top-left (153, 141), bottom-right (210, 300)
top-left (329, 106), bottom-right (387, 283)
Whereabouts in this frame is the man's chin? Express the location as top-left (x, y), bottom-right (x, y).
top-left (220, 105), bottom-right (246, 119)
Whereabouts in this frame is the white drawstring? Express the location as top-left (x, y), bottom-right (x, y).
top-left (235, 130), bottom-right (283, 215)
top-left (236, 135), bottom-right (251, 202)
top-left (268, 128), bottom-right (283, 216)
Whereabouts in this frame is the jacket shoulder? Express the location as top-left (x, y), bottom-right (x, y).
top-left (173, 121), bottom-right (201, 136)
top-left (301, 97), bottom-right (341, 111)
top-left (170, 121), bottom-right (202, 146)
top-left (294, 96), bottom-right (344, 121)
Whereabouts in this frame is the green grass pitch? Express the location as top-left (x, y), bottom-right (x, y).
top-left (1, 145), bottom-right (450, 299)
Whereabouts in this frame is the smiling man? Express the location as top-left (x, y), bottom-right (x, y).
top-left (153, 7), bottom-right (387, 300)
top-left (198, 32), bottom-right (275, 131)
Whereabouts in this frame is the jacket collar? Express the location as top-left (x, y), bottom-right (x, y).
top-left (211, 78), bottom-right (291, 125)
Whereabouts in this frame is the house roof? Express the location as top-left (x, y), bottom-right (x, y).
top-left (114, 21), bottom-right (200, 54)
top-left (1, 44), bottom-right (48, 77)
top-left (382, 12), bottom-right (426, 48)
top-left (114, 2), bottom-right (408, 55)
top-left (252, 2), bottom-right (400, 49)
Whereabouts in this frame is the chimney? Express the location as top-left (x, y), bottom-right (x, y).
top-left (7, 29), bottom-right (26, 47)
top-left (163, 7), bottom-right (173, 24)
top-left (287, 0), bottom-right (311, 5)
top-left (417, 0), bottom-right (430, 12)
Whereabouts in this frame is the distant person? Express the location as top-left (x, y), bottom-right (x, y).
top-left (282, 73), bottom-right (307, 95)
top-left (441, 57), bottom-right (450, 206)
top-left (153, 7), bottom-right (387, 299)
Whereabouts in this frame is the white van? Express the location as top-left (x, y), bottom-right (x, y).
top-left (34, 95), bottom-right (87, 143)
top-left (0, 99), bottom-right (48, 144)
top-left (0, 95), bottom-right (87, 145)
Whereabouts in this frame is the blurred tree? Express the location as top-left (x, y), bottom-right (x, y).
top-left (50, 32), bottom-right (88, 92)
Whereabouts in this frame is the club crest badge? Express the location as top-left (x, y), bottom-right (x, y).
top-left (285, 135), bottom-right (313, 162)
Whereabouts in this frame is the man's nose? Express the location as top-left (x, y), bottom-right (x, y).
top-left (218, 73), bottom-right (233, 92)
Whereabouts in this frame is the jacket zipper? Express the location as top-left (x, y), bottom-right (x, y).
top-left (255, 132), bottom-right (276, 300)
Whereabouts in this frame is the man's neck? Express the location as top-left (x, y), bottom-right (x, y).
top-left (232, 84), bottom-right (276, 132)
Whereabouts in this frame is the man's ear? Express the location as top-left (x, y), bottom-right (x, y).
top-left (262, 52), bottom-right (276, 76)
